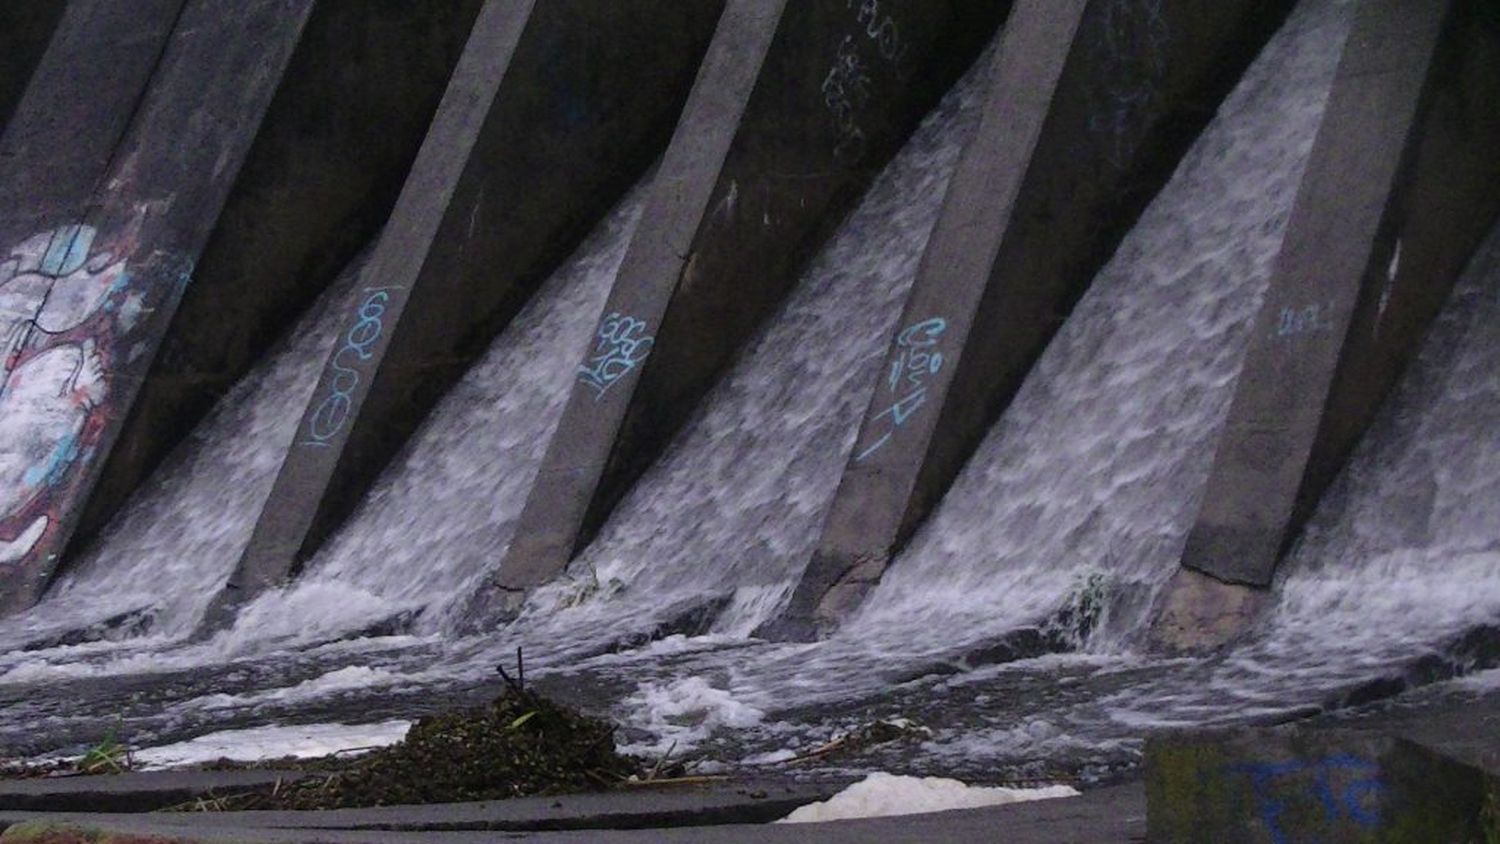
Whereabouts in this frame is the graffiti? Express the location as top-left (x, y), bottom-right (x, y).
top-left (847, 0), bottom-right (910, 66)
top-left (1087, 0), bottom-right (1171, 170)
top-left (822, 1), bottom-right (910, 166)
top-left (823, 36), bottom-right (874, 165)
top-left (302, 287), bottom-right (398, 448)
top-left (1276, 302), bottom-right (1336, 338)
top-left (1230, 755), bottom-right (1385, 844)
top-left (857, 317), bottom-right (948, 462)
top-left (578, 311), bottom-right (654, 400)
top-left (0, 222), bottom-right (141, 568)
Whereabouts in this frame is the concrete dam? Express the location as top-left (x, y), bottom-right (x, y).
top-left (0, 0), bottom-right (1498, 800)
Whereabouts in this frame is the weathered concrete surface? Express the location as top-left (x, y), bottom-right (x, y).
top-left (0, 0), bottom-right (186, 241)
top-left (1146, 722), bottom-right (1497, 843)
top-left (0, 771), bottom-right (310, 815)
top-left (207, 0), bottom-right (724, 629)
top-left (0, 782), bottom-right (832, 832)
top-left (0, 0), bottom-right (65, 133)
top-left (762, 0), bottom-right (1296, 640)
top-left (465, 0), bottom-right (1008, 623)
top-left (69, 0), bottom-right (485, 557)
top-left (1150, 0), bottom-right (1500, 651)
top-left (0, 784), bottom-right (1146, 843)
top-left (0, 0), bottom-right (319, 613)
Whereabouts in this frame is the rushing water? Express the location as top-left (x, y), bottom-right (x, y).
top-left (0, 0), bottom-right (1494, 781)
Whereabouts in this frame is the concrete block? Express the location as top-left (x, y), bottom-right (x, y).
top-left (465, 0), bottom-right (1008, 624)
top-left (762, 0), bottom-right (1295, 640)
top-left (1146, 727), bottom-right (1494, 843)
top-left (208, 0), bottom-right (724, 629)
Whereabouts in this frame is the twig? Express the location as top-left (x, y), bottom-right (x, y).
top-left (621, 775), bottom-right (730, 788)
top-left (647, 741), bottom-right (676, 782)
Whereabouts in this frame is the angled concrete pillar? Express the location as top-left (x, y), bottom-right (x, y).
top-left (0, 0), bottom-right (188, 243)
top-left (0, 0), bottom-right (65, 132)
top-left (71, 0), bottom-right (484, 554)
top-left (460, 0), bottom-right (1009, 626)
top-left (205, 0), bottom-right (725, 629)
top-left (762, 0), bottom-right (1295, 640)
top-left (0, 0), bottom-right (324, 613)
top-left (1152, 0), bottom-right (1500, 651)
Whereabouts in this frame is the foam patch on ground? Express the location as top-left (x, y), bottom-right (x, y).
top-left (778, 772), bottom-right (1078, 823)
top-left (132, 720), bottom-right (411, 769)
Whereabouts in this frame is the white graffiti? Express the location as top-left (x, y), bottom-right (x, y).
top-left (578, 311), bottom-right (654, 400)
top-left (0, 224), bottom-right (130, 566)
top-left (823, 1), bottom-right (911, 165)
top-left (847, 0), bottom-right (911, 66)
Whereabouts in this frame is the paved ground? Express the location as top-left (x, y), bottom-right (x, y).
top-left (0, 784), bottom-right (1147, 843)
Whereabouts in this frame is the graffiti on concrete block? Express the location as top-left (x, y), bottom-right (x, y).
top-left (1276, 302), bottom-right (1336, 339)
top-left (823, 36), bottom-right (875, 166)
top-left (0, 219), bottom-right (153, 570)
top-left (822, 0), bottom-right (912, 166)
top-left (302, 287), bottom-right (399, 448)
top-left (1230, 754), bottom-right (1385, 844)
top-left (578, 311), bottom-right (654, 401)
top-left (847, 0), bottom-right (911, 66)
top-left (857, 316), bottom-right (948, 462)
top-left (1087, 0), bottom-right (1171, 170)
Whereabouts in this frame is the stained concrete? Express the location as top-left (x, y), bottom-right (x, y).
top-left (1146, 705), bottom-right (1500, 843)
top-left (0, 0), bottom-right (317, 613)
top-left (69, 0), bottom-right (485, 559)
top-left (464, 0), bottom-right (1008, 624)
top-left (0, 0), bottom-right (65, 133)
top-left (762, 0), bottom-right (1296, 640)
top-left (0, 771), bottom-right (310, 815)
top-left (1147, 0), bottom-right (1500, 650)
top-left (0, 0), bottom-right (186, 243)
top-left (208, 0), bottom-right (724, 630)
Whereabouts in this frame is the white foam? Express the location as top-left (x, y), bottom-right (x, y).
top-left (778, 772), bottom-right (1077, 823)
top-left (619, 676), bottom-right (766, 757)
top-left (131, 720), bottom-right (411, 769)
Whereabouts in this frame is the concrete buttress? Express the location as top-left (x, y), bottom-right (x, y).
top-left (1152, 0), bottom-right (1500, 652)
top-left (205, 0), bottom-right (725, 630)
top-left (762, 0), bottom-right (1295, 640)
top-left (0, 0), bottom-right (318, 612)
top-left (461, 0), bottom-right (1010, 627)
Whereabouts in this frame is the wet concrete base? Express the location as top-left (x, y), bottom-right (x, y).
top-left (0, 781), bottom-right (1145, 843)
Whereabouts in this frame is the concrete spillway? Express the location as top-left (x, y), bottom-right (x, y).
top-left (0, 0), bottom-right (1496, 786)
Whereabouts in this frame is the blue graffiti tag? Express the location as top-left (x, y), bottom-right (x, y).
top-left (1230, 754), bottom-right (1385, 844)
top-left (857, 316), bottom-right (947, 462)
top-left (302, 288), bottom-right (397, 448)
top-left (578, 312), bottom-right (654, 401)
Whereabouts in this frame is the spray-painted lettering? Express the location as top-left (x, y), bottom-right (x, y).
top-left (302, 288), bottom-right (396, 447)
top-left (578, 312), bottom-right (654, 401)
top-left (857, 317), bottom-right (948, 461)
top-left (823, 1), bottom-right (911, 166)
top-left (1230, 755), bottom-right (1385, 844)
top-left (1276, 303), bottom-right (1335, 338)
